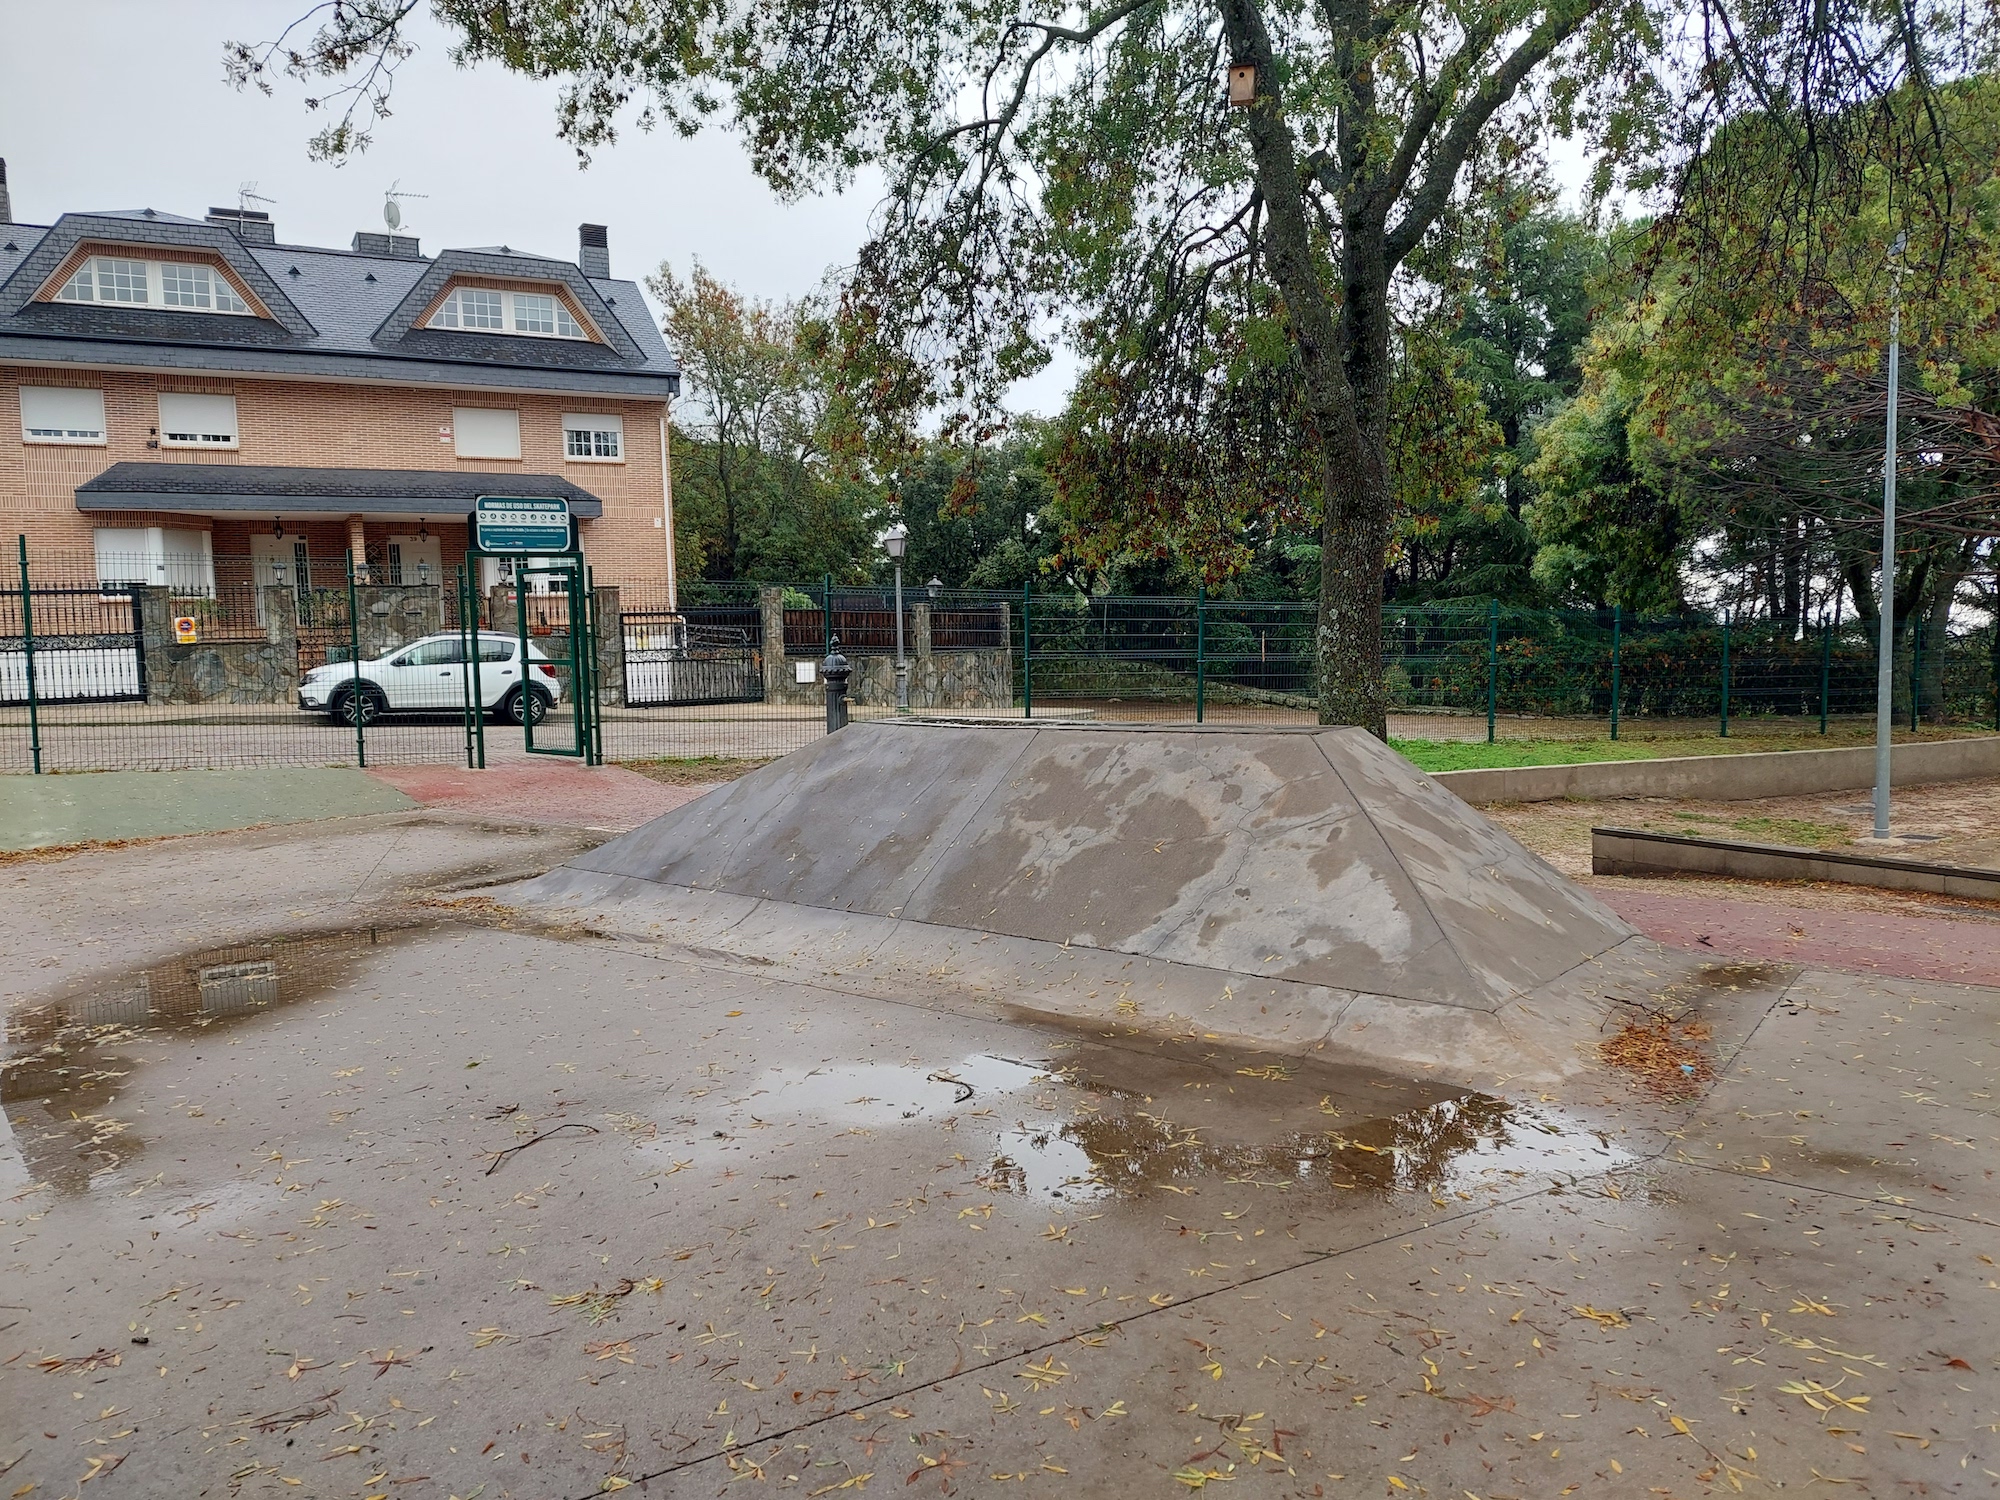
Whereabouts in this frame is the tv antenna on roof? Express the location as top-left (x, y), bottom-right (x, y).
top-left (384, 181), bottom-right (428, 233)
top-left (238, 181), bottom-right (277, 213)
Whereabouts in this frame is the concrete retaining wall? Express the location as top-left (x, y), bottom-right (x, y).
top-left (354, 585), bottom-right (443, 661)
top-left (1436, 735), bottom-right (2000, 804)
top-left (757, 586), bottom-right (1012, 710)
top-left (1592, 825), bottom-right (2000, 900)
top-left (139, 586), bottom-right (298, 706)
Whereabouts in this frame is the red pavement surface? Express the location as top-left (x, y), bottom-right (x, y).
top-left (367, 761), bottom-right (714, 832)
top-left (1597, 887), bottom-right (2000, 988)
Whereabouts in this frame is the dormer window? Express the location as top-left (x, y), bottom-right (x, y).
top-left (429, 285), bottom-right (587, 340)
top-left (52, 255), bottom-right (252, 315)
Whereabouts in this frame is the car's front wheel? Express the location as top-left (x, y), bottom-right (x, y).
top-left (497, 687), bottom-right (549, 726)
top-left (330, 684), bottom-right (388, 727)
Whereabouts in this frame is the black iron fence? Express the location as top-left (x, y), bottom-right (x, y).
top-left (2, 582), bottom-right (144, 705)
top-left (6, 538), bottom-right (1997, 776)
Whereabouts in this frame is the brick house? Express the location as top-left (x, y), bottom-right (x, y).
top-left (0, 160), bottom-right (680, 605)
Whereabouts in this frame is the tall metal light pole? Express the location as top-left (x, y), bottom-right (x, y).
top-left (1873, 233), bottom-right (1907, 840)
top-left (884, 522), bottom-right (910, 713)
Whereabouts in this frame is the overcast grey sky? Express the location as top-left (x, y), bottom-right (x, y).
top-left (0, 1), bottom-right (1081, 410)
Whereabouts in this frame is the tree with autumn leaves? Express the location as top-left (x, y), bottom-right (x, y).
top-left (648, 264), bottom-right (879, 586)
top-left (236, 0), bottom-right (1998, 735)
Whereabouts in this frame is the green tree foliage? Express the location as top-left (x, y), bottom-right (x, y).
top-left (1383, 321), bottom-right (1510, 602)
top-left (881, 427), bottom-right (1083, 593)
top-left (1531, 76), bottom-right (2000, 653)
top-left (651, 263), bottom-right (878, 584)
top-left (1525, 303), bottom-right (1694, 613)
top-left (1412, 198), bottom-right (1610, 603)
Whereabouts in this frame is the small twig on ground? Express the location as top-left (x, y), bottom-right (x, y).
top-left (484, 1122), bottom-right (600, 1175)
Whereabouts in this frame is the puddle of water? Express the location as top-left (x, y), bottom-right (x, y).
top-left (633, 1025), bottom-right (1631, 1207)
top-left (976, 1032), bottom-right (1631, 1204)
top-left (2, 925), bottom-right (427, 1195)
top-left (1686, 960), bottom-right (1791, 991)
top-left (5, 929), bottom-right (1635, 1212)
top-left (636, 1053), bottom-right (1052, 1170)
top-left (732, 1053), bottom-right (1050, 1125)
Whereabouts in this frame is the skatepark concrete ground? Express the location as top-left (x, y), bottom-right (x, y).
top-left (2, 746), bottom-right (1995, 1497)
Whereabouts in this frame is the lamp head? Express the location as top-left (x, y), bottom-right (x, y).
top-left (927, 576), bottom-right (943, 600)
top-left (883, 522), bottom-right (909, 560)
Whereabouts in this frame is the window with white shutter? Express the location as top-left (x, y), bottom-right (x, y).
top-left (19, 386), bottom-right (107, 444)
top-left (157, 392), bottom-right (239, 448)
top-left (562, 413), bottom-right (624, 461)
top-left (453, 407), bottom-right (522, 460)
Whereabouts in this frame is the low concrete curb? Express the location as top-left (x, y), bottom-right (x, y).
top-left (1436, 735), bottom-right (2000, 804)
top-left (1591, 825), bottom-right (2000, 900)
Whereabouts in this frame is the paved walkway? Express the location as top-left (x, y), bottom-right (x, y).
top-left (6, 830), bottom-right (1996, 1497)
top-left (0, 766), bottom-right (414, 851)
top-left (1599, 884), bottom-right (2000, 986)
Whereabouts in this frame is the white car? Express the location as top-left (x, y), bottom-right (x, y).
top-left (299, 631), bottom-right (564, 726)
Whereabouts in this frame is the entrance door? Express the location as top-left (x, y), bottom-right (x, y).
top-left (514, 557), bottom-right (593, 760)
top-left (249, 535), bottom-right (312, 624)
top-left (385, 535), bottom-right (443, 587)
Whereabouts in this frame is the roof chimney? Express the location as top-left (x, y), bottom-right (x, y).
top-left (206, 206), bottom-right (275, 244)
top-left (578, 223), bottom-right (609, 278)
top-left (351, 231), bottom-right (423, 259)
top-left (0, 160), bottom-right (12, 226)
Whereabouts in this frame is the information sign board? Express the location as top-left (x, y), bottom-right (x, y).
top-left (474, 496), bottom-right (573, 554)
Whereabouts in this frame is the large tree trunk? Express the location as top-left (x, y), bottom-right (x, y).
top-left (1319, 241), bottom-right (1395, 738)
top-left (1917, 539), bottom-right (1974, 719)
top-left (1844, 557), bottom-right (1878, 626)
top-left (1221, 0), bottom-right (1390, 738)
top-left (1315, 417), bottom-right (1392, 736)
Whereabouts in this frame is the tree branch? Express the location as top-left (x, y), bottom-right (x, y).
top-left (1361, 16), bottom-right (1504, 226)
top-left (1384, 0), bottom-right (1603, 267)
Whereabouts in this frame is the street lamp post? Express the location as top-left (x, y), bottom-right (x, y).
top-left (1873, 233), bottom-right (1907, 840)
top-left (884, 522), bottom-right (910, 713)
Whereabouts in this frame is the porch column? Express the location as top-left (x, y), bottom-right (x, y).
top-left (347, 515), bottom-right (369, 581)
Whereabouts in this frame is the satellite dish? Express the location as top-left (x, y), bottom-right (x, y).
top-left (382, 180), bottom-right (426, 235)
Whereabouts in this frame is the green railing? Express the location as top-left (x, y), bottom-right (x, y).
top-left (8, 533), bottom-right (1997, 774)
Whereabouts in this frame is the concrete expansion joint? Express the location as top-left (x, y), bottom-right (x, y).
top-left (604, 1157), bottom-right (1640, 1495)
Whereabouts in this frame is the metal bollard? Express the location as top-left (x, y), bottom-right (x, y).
top-left (824, 638), bottom-right (851, 732)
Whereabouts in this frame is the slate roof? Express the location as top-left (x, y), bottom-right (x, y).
top-left (76, 462), bottom-right (605, 518)
top-left (0, 210), bottom-right (677, 399)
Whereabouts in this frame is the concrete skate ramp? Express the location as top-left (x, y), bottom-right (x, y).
top-left (517, 724), bottom-right (1661, 1082)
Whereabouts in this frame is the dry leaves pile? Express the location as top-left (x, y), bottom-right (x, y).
top-left (1600, 1014), bottom-right (1715, 1098)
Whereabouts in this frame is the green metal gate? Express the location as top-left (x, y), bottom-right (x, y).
top-left (457, 549), bottom-right (601, 767)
